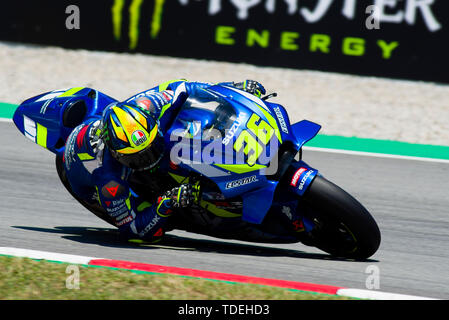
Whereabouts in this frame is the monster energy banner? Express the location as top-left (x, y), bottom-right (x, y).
top-left (0, 0), bottom-right (448, 83)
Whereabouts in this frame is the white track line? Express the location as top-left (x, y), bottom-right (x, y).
top-left (0, 247), bottom-right (97, 265)
top-left (336, 288), bottom-right (436, 300)
top-left (303, 146), bottom-right (449, 164)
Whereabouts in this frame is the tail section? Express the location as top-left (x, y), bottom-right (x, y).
top-left (13, 87), bottom-right (117, 155)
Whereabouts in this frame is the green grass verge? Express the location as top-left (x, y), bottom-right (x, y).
top-left (0, 256), bottom-right (352, 300)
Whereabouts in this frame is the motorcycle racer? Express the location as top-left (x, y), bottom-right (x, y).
top-left (62, 79), bottom-right (266, 243)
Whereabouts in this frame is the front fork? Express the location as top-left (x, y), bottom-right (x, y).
top-left (283, 160), bottom-right (320, 233)
top-left (286, 160), bottom-right (319, 196)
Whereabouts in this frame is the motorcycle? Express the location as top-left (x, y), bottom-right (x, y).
top-left (13, 85), bottom-right (381, 260)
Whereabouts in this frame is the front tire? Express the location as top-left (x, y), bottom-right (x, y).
top-left (301, 175), bottom-right (381, 260)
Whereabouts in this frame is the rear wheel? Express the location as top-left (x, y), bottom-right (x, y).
top-left (300, 175), bottom-right (381, 260)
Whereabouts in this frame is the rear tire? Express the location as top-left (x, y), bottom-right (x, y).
top-left (301, 175), bottom-right (381, 260)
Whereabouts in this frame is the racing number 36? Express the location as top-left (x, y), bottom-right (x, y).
top-left (234, 113), bottom-right (274, 166)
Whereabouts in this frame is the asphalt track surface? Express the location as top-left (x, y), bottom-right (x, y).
top-left (1, 121), bottom-right (448, 299)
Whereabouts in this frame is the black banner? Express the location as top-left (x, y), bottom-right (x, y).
top-left (1, 0), bottom-right (448, 83)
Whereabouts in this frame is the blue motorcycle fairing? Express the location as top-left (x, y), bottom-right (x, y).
top-left (264, 102), bottom-right (293, 141)
top-left (166, 86), bottom-right (321, 223)
top-left (290, 120), bottom-right (322, 150)
top-left (211, 85), bottom-right (322, 153)
top-left (13, 84), bottom-right (322, 225)
top-left (166, 87), bottom-right (279, 193)
top-left (265, 102), bottom-right (322, 150)
top-left (241, 180), bottom-right (278, 224)
top-left (13, 87), bottom-right (117, 156)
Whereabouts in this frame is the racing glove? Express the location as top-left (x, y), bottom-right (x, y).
top-left (233, 80), bottom-right (266, 98)
top-left (161, 184), bottom-right (196, 208)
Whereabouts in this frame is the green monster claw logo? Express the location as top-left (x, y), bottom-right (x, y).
top-left (112, 0), bottom-right (166, 50)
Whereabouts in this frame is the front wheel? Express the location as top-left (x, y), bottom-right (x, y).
top-left (300, 175), bottom-right (381, 260)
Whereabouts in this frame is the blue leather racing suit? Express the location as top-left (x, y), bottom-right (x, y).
top-left (63, 80), bottom-right (216, 242)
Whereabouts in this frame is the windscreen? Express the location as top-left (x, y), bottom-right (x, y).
top-left (179, 89), bottom-right (238, 138)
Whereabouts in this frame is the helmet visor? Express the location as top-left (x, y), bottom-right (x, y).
top-left (112, 132), bottom-right (165, 171)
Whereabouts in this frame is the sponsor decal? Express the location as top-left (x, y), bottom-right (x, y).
top-left (192, 0), bottom-right (441, 32)
top-left (139, 215), bottom-right (161, 237)
top-left (162, 90), bottom-right (174, 101)
top-left (116, 211), bottom-right (131, 221)
top-left (105, 0), bottom-right (447, 84)
top-left (298, 169), bottom-right (314, 191)
top-left (106, 185), bottom-right (119, 197)
top-left (131, 130), bottom-right (147, 146)
top-left (110, 1), bottom-right (427, 60)
top-left (35, 90), bottom-right (66, 102)
top-left (107, 204), bottom-right (128, 217)
top-left (290, 167), bottom-right (308, 187)
top-left (153, 228), bottom-right (164, 237)
top-left (102, 182), bottom-right (124, 199)
top-left (292, 219), bottom-right (305, 232)
top-left (169, 161), bottom-right (178, 170)
top-left (105, 198), bottom-right (125, 210)
top-left (273, 107), bottom-right (289, 134)
top-left (114, 211), bottom-right (127, 220)
top-left (126, 89), bottom-right (173, 107)
top-left (39, 98), bottom-right (54, 114)
top-left (116, 214), bottom-right (133, 227)
top-left (136, 97), bottom-right (152, 111)
top-left (215, 25), bottom-right (400, 59)
top-left (23, 116), bottom-right (36, 142)
top-left (112, 0), bottom-right (166, 49)
top-left (225, 175), bottom-right (258, 189)
top-left (282, 205), bottom-right (292, 220)
top-left (223, 112), bottom-right (246, 146)
top-left (76, 125), bottom-right (89, 148)
top-left (151, 90), bottom-right (171, 106)
top-left (112, 0), bottom-right (441, 51)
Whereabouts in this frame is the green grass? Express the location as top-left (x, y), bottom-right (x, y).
top-left (0, 256), bottom-right (352, 300)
